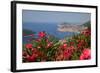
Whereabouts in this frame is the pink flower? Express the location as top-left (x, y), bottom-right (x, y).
top-left (25, 44), bottom-right (33, 49)
top-left (36, 38), bottom-right (41, 42)
top-left (70, 42), bottom-right (74, 46)
top-left (63, 44), bottom-right (67, 48)
top-left (61, 43), bottom-right (67, 49)
top-left (31, 48), bottom-right (38, 53)
top-left (63, 46), bottom-right (74, 59)
top-left (38, 31), bottom-right (46, 38)
top-left (26, 54), bottom-right (38, 62)
top-left (22, 51), bottom-right (28, 57)
top-left (82, 28), bottom-right (91, 37)
top-left (63, 50), bottom-right (71, 59)
top-left (80, 54), bottom-right (84, 60)
top-left (46, 42), bottom-right (53, 49)
top-left (80, 48), bottom-right (91, 60)
top-left (37, 46), bottom-right (41, 49)
top-left (77, 39), bottom-right (85, 49)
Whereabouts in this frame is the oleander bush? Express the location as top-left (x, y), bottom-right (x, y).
top-left (22, 26), bottom-right (91, 62)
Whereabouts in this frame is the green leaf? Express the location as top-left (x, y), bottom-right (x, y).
top-left (41, 38), bottom-right (47, 47)
top-left (71, 51), bottom-right (80, 60)
top-left (36, 58), bottom-right (41, 62)
top-left (27, 49), bottom-right (32, 56)
top-left (23, 44), bottom-right (26, 51)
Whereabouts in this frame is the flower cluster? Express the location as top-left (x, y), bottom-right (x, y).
top-left (23, 27), bottom-right (91, 62)
top-left (82, 28), bottom-right (91, 37)
top-left (80, 48), bottom-right (91, 60)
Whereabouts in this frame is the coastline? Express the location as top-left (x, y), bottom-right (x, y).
top-left (57, 24), bottom-right (87, 33)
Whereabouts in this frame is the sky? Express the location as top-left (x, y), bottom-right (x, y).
top-left (22, 10), bottom-right (91, 24)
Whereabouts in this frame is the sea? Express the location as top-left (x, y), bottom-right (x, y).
top-left (23, 22), bottom-right (77, 44)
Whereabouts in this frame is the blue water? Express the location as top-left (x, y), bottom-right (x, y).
top-left (23, 22), bottom-right (76, 43)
